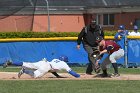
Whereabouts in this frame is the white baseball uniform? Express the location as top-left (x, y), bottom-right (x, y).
top-left (49, 59), bottom-right (71, 72)
top-left (128, 32), bottom-right (140, 36)
top-left (22, 59), bottom-right (71, 78)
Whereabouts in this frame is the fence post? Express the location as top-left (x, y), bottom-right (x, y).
top-left (124, 36), bottom-right (128, 68)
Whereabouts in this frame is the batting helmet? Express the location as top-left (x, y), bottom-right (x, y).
top-left (119, 25), bottom-right (125, 30)
top-left (59, 55), bottom-right (68, 62)
top-left (134, 25), bottom-right (138, 30)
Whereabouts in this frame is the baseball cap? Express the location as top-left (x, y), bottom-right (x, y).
top-left (59, 55), bottom-right (68, 62)
top-left (119, 25), bottom-right (125, 30)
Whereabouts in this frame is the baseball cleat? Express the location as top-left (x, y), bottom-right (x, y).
top-left (86, 73), bottom-right (93, 75)
top-left (111, 73), bottom-right (120, 77)
top-left (3, 63), bottom-right (8, 68)
top-left (3, 60), bottom-right (12, 68)
top-left (94, 73), bottom-right (111, 78)
top-left (99, 73), bottom-right (109, 77)
top-left (18, 68), bottom-right (25, 78)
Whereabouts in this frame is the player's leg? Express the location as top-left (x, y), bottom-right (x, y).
top-left (18, 61), bottom-right (44, 78)
top-left (84, 45), bottom-right (94, 74)
top-left (84, 45), bottom-right (98, 74)
top-left (18, 61), bottom-right (51, 78)
top-left (33, 62), bottom-right (51, 78)
top-left (109, 49), bottom-right (124, 77)
top-left (100, 55), bottom-right (111, 77)
top-left (22, 62), bottom-right (39, 69)
top-left (18, 68), bottom-right (34, 78)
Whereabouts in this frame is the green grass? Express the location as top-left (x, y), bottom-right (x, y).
top-left (0, 80), bottom-right (140, 93)
top-left (0, 66), bottom-right (21, 72)
top-left (0, 66), bottom-right (140, 93)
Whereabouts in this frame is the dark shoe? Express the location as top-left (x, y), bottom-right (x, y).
top-left (95, 73), bottom-right (111, 78)
top-left (86, 73), bottom-right (93, 75)
top-left (3, 60), bottom-right (12, 68)
top-left (100, 73), bottom-right (108, 77)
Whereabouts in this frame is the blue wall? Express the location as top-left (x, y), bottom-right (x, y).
top-left (0, 41), bottom-right (88, 65)
top-left (0, 40), bottom-right (139, 65)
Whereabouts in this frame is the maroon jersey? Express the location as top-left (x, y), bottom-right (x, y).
top-left (100, 40), bottom-right (121, 54)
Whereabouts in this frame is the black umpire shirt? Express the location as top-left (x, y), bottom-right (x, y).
top-left (77, 24), bottom-right (104, 47)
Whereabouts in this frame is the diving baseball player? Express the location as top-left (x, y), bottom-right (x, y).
top-left (18, 55), bottom-right (80, 78)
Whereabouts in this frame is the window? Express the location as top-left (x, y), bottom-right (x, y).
top-left (103, 14), bottom-right (114, 25)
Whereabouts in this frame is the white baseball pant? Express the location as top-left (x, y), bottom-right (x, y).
top-left (22, 61), bottom-right (51, 78)
top-left (101, 49), bottom-right (124, 70)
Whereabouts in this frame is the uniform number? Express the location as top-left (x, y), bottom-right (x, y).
top-left (54, 60), bottom-right (60, 63)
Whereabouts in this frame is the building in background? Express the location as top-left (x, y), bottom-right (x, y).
top-left (0, 0), bottom-right (140, 32)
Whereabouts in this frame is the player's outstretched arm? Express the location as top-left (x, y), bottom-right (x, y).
top-left (68, 70), bottom-right (80, 78)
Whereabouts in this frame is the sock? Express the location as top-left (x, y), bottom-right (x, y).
top-left (112, 63), bottom-right (118, 74)
top-left (24, 69), bottom-right (34, 77)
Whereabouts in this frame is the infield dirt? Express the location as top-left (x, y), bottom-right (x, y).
top-left (0, 72), bottom-right (140, 80)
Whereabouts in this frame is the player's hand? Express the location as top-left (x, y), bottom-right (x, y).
top-left (118, 35), bottom-right (122, 39)
top-left (76, 45), bottom-right (80, 49)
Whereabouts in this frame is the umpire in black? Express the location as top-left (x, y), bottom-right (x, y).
top-left (77, 19), bottom-right (104, 75)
